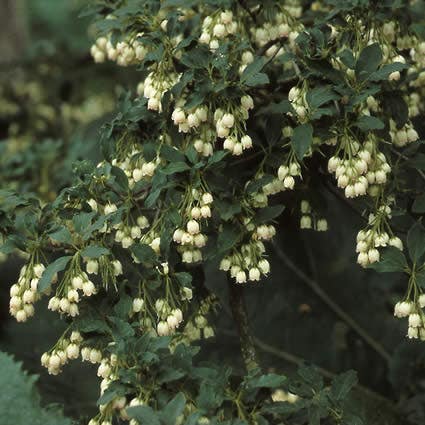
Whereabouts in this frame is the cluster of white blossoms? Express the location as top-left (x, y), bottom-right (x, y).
top-left (251, 11), bottom-right (301, 57)
top-left (85, 350), bottom-right (128, 425)
top-left (262, 177), bottom-right (288, 197)
top-left (90, 33), bottom-right (148, 66)
top-left (253, 224), bottom-right (276, 241)
top-left (41, 331), bottom-right (83, 375)
top-left (183, 296), bottom-right (215, 342)
top-left (394, 296), bottom-right (425, 340)
top-left (138, 71), bottom-right (180, 112)
top-left (299, 200), bottom-right (328, 231)
top-left (406, 92), bottom-right (423, 118)
top-left (155, 299), bottom-right (184, 336)
top-left (277, 161), bottom-right (302, 191)
top-left (288, 86), bottom-right (308, 122)
top-left (172, 104), bottom-right (209, 134)
top-left (389, 119), bottom-right (419, 147)
top-left (220, 239), bottom-right (271, 284)
top-left (355, 206), bottom-right (403, 267)
top-left (9, 263), bottom-right (45, 322)
top-left (238, 50), bottom-right (255, 74)
top-left (386, 54), bottom-right (406, 82)
top-left (115, 215), bottom-right (151, 250)
top-left (109, 147), bottom-right (159, 188)
top-left (173, 192), bottom-right (213, 264)
top-left (218, 96), bottom-right (255, 156)
top-left (271, 389), bottom-right (299, 404)
top-left (410, 40), bottom-right (425, 67)
top-left (48, 272), bottom-right (93, 317)
top-left (131, 282), bottom-right (198, 342)
top-left (328, 138), bottom-right (391, 199)
top-left (199, 11), bottom-right (238, 50)
top-left (90, 34), bottom-right (148, 66)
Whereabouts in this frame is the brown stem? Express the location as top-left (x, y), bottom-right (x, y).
top-left (227, 278), bottom-right (259, 372)
top-left (237, 0), bottom-right (258, 24)
top-left (256, 36), bottom-right (288, 57)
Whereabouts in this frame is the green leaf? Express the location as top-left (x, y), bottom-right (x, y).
top-left (179, 46), bottom-right (210, 69)
top-left (73, 211), bottom-right (96, 235)
top-left (355, 43), bottom-right (382, 80)
top-left (196, 381), bottom-right (226, 410)
top-left (161, 162), bottom-right (191, 175)
top-left (342, 414), bottom-right (365, 425)
top-left (215, 199), bottom-right (242, 221)
top-left (413, 193), bottom-right (425, 213)
top-left (368, 62), bottom-right (408, 82)
top-left (308, 406), bottom-right (322, 425)
top-left (248, 373), bottom-right (286, 389)
top-left (291, 123), bottom-right (313, 160)
top-left (174, 272), bottom-right (192, 286)
top-left (130, 243), bottom-right (157, 264)
top-left (246, 175), bottom-right (275, 194)
top-left (216, 224), bottom-right (240, 257)
top-left (0, 352), bottom-right (72, 425)
top-left (339, 49), bottom-right (355, 69)
top-left (97, 383), bottom-right (127, 405)
top-left (416, 269), bottom-right (425, 289)
top-left (241, 58), bottom-right (270, 87)
top-left (257, 100), bottom-right (293, 115)
top-left (307, 86), bottom-right (339, 109)
top-left (330, 370), bottom-right (358, 402)
top-left (127, 405), bottom-right (161, 425)
top-left (255, 205), bottom-right (285, 224)
top-left (354, 116), bottom-right (384, 131)
top-left (206, 150), bottom-right (228, 167)
top-left (160, 145), bottom-right (186, 163)
top-left (297, 366), bottom-right (324, 391)
top-left (407, 221), bottom-right (425, 262)
top-left (368, 247), bottom-right (407, 273)
top-left (157, 368), bottom-right (186, 384)
top-left (48, 226), bottom-right (72, 244)
top-left (108, 316), bottom-right (135, 339)
top-left (80, 245), bottom-right (110, 258)
top-left (244, 72), bottom-right (269, 86)
top-left (38, 256), bottom-right (73, 292)
top-left (111, 166), bottom-right (129, 191)
top-left (160, 393), bottom-right (186, 425)
top-left (407, 153), bottom-right (425, 170)
top-left (184, 412), bottom-right (203, 425)
top-left (382, 92), bottom-right (409, 127)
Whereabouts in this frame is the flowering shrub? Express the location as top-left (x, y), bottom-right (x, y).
top-left (3, 0), bottom-right (425, 424)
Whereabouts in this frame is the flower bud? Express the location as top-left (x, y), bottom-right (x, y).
top-left (235, 270), bottom-right (247, 283)
top-left (133, 298), bottom-right (144, 313)
top-left (86, 260), bottom-right (99, 275)
top-left (409, 313), bottom-right (422, 328)
top-left (187, 220), bottom-right (200, 235)
top-left (248, 267), bottom-right (261, 281)
top-left (157, 321), bottom-right (170, 336)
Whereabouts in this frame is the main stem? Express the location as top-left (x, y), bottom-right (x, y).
top-left (227, 278), bottom-right (259, 372)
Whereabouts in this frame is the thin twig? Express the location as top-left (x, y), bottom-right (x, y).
top-left (391, 147), bottom-right (425, 182)
top-left (220, 304), bottom-right (398, 414)
top-left (237, 0), bottom-right (257, 24)
top-left (227, 277), bottom-right (260, 372)
top-left (272, 241), bottom-right (392, 364)
top-left (256, 36), bottom-right (288, 57)
top-left (324, 177), bottom-right (407, 235)
top-left (251, 335), bottom-right (400, 413)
